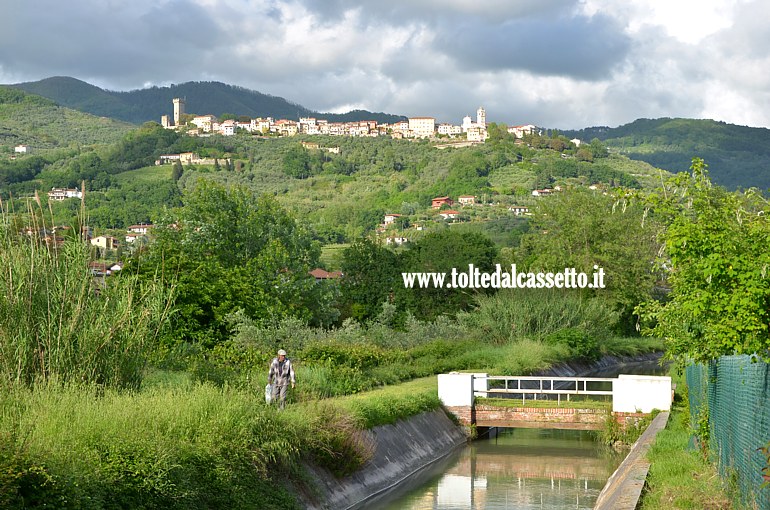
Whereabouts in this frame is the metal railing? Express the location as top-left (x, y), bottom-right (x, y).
top-left (473, 375), bottom-right (615, 406)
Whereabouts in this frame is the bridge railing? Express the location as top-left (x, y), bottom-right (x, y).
top-left (473, 375), bottom-right (615, 406)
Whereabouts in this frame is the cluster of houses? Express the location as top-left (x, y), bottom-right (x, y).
top-left (160, 98), bottom-right (538, 142)
top-left (377, 192), bottom-right (537, 245)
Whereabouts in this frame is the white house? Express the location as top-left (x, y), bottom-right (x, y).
top-left (408, 117), bottom-right (436, 138)
top-left (458, 195), bottom-right (476, 206)
top-left (191, 115), bottom-right (217, 132)
top-left (127, 224), bottom-right (153, 235)
top-left (439, 210), bottom-right (460, 220)
top-left (384, 213), bottom-right (401, 225)
top-left (47, 188), bottom-right (82, 201)
top-left (508, 206), bottom-right (530, 216)
top-left (508, 124), bottom-right (536, 138)
top-left (14, 145), bottom-right (28, 154)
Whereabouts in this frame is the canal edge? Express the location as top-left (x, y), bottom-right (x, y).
top-left (594, 410), bottom-right (670, 509)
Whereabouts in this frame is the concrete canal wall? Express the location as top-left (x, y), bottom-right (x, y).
top-left (300, 352), bottom-right (664, 509)
top-left (301, 408), bottom-right (467, 510)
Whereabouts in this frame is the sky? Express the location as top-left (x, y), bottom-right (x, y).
top-left (1, 0), bottom-right (769, 129)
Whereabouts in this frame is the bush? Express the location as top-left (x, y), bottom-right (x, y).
top-left (544, 327), bottom-right (600, 360)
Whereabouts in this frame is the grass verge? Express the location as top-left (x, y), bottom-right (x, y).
top-left (639, 375), bottom-right (734, 509)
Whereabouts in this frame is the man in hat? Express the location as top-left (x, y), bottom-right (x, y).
top-left (268, 348), bottom-right (295, 409)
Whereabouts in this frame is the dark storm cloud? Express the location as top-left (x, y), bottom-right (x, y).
top-left (432, 14), bottom-right (630, 79)
top-left (0, 0), bottom-right (227, 88)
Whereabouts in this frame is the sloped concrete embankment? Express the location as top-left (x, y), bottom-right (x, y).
top-left (536, 351), bottom-right (663, 377)
top-left (302, 408), bottom-right (467, 510)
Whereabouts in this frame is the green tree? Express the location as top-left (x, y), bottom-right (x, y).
top-left (340, 238), bottom-right (402, 322)
top-left (639, 158), bottom-right (770, 362)
top-left (130, 181), bottom-right (333, 346)
top-left (519, 188), bottom-right (660, 333)
top-left (172, 160), bottom-right (183, 181)
top-left (398, 229), bottom-right (498, 319)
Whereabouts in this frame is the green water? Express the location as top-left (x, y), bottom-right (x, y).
top-left (363, 360), bottom-right (668, 509)
top-left (365, 428), bottom-right (622, 510)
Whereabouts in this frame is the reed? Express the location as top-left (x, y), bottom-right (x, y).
top-left (0, 193), bottom-right (172, 389)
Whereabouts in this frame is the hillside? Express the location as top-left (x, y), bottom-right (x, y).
top-left (10, 77), bottom-right (406, 125)
top-left (0, 85), bottom-right (133, 150)
top-left (562, 118), bottom-right (770, 190)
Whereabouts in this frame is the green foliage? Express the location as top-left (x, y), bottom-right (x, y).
top-left (565, 117), bottom-right (770, 190)
top-left (519, 188), bottom-right (660, 333)
top-left (463, 289), bottom-right (618, 344)
top-left (340, 238), bottom-right (401, 322)
top-left (398, 229), bottom-right (498, 319)
top-left (639, 158), bottom-right (770, 362)
top-left (0, 86), bottom-right (132, 151)
top-left (130, 180), bottom-right (335, 347)
top-left (544, 327), bottom-right (600, 360)
top-left (0, 204), bottom-right (171, 389)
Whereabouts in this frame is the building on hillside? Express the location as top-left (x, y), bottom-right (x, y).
top-left (48, 188), bottom-right (82, 201)
top-left (91, 235), bottom-right (120, 250)
top-left (508, 124), bottom-right (536, 138)
top-left (191, 115), bottom-right (217, 132)
top-left (384, 213), bottom-right (401, 225)
top-left (531, 189), bottom-right (554, 197)
top-left (431, 196), bottom-right (454, 209)
top-left (458, 195), bottom-right (476, 206)
top-left (127, 224), bottom-right (153, 235)
top-left (439, 210), bottom-right (459, 220)
top-left (408, 117), bottom-right (436, 138)
top-left (309, 268), bottom-right (342, 281)
top-left (14, 144), bottom-right (28, 153)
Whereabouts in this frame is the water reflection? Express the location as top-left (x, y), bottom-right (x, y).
top-left (367, 428), bottom-right (622, 510)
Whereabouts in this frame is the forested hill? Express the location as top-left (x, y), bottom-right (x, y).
top-left (561, 118), bottom-right (770, 190)
top-left (10, 76), bottom-right (406, 125)
top-left (0, 85), bottom-right (133, 149)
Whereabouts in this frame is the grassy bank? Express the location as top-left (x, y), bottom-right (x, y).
top-left (639, 372), bottom-right (735, 509)
top-left (0, 338), bottom-right (662, 509)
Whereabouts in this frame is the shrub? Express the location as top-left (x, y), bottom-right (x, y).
top-left (544, 327), bottom-right (601, 361)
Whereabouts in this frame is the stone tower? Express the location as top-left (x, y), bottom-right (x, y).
top-left (173, 97), bottom-right (185, 126)
top-left (476, 107), bottom-right (486, 128)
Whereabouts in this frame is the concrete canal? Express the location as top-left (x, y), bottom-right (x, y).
top-left (358, 358), bottom-right (669, 510)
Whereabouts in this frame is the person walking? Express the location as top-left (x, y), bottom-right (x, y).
top-left (268, 349), bottom-right (295, 409)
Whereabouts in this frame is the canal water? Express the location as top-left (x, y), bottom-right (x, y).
top-left (363, 358), bottom-right (669, 510)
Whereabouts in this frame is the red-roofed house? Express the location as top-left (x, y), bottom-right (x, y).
top-left (439, 210), bottom-right (460, 220)
top-left (309, 268), bottom-right (342, 281)
top-left (432, 196), bottom-right (454, 209)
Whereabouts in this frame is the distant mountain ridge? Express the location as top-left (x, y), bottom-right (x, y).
top-left (561, 118), bottom-right (770, 190)
top-left (10, 76), bottom-right (406, 125)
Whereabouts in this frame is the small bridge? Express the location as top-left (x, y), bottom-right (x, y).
top-left (438, 373), bottom-right (672, 431)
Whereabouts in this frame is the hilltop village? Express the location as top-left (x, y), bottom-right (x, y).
top-left (160, 97), bottom-right (538, 142)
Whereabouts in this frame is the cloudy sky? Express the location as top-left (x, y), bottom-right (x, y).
top-left (1, 0), bottom-right (769, 129)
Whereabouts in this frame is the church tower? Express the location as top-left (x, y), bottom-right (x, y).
top-left (476, 107), bottom-right (486, 128)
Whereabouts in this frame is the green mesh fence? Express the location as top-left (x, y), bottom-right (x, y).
top-left (686, 356), bottom-right (770, 509)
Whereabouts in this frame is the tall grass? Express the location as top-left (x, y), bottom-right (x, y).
top-left (462, 288), bottom-right (620, 344)
top-left (0, 196), bottom-right (172, 389)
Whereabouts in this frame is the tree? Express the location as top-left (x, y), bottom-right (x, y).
top-left (130, 181), bottom-right (333, 346)
top-left (172, 160), bottom-right (184, 181)
top-left (398, 229), bottom-right (498, 319)
top-left (519, 188), bottom-right (660, 333)
top-left (340, 238), bottom-right (402, 322)
top-left (639, 158), bottom-right (770, 362)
